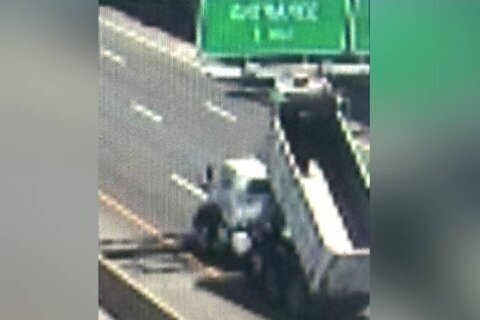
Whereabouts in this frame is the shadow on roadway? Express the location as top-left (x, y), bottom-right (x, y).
top-left (196, 274), bottom-right (290, 320)
top-left (225, 88), bottom-right (273, 107)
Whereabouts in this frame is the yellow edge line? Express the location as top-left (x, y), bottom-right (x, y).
top-left (98, 189), bottom-right (223, 279)
top-left (98, 190), bottom-right (159, 237)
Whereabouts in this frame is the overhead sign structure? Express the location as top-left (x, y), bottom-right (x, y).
top-left (350, 0), bottom-right (369, 54)
top-left (198, 0), bottom-right (348, 57)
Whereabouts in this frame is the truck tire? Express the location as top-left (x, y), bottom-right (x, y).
top-left (192, 203), bottom-right (222, 255)
top-left (245, 248), bottom-right (264, 287)
top-left (285, 272), bottom-right (310, 320)
top-left (263, 251), bottom-right (284, 304)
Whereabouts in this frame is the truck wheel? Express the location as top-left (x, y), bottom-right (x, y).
top-left (192, 204), bottom-right (221, 255)
top-left (197, 224), bottom-right (214, 253)
top-left (245, 249), bottom-right (264, 287)
top-left (285, 271), bottom-right (310, 319)
top-left (264, 258), bottom-right (282, 304)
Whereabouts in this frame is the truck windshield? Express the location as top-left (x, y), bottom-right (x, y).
top-left (246, 179), bottom-right (270, 194)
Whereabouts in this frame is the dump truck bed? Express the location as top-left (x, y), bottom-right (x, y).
top-left (267, 91), bottom-right (369, 297)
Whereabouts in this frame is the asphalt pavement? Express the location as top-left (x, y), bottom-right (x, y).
top-left (99, 18), bottom-right (270, 232)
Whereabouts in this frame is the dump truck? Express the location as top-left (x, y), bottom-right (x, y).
top-left (192, 79), bottom-right (369, 319)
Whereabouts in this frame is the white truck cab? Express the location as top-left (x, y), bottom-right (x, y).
top-left (211, 158), bottom-right (273, 230)
top-left (194, 158), bottom-right (273, 256)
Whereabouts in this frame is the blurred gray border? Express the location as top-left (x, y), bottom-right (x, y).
top-left (0, 0), bottom-right (98, 319)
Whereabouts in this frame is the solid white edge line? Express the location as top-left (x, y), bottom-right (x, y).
top-left (204, 101), bottom-right (237, 123)
top-left (130, 101), bottom-right (163, 124)
top-left (99, 16), bottom-right (202, 68)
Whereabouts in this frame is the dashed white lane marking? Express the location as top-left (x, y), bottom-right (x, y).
top-left (130, 101), bottom-right (163, 123)
top-left (125, 29), bottom-right (138, 39)
top-left (170, 173), bottom-right (208, 201)
top-left (98, 17), bottom-right (200, 70)
top-left (100, 48), bottom-right (125, 66)
top-left (190, 60), bottom-right (202, 68)
top-left (204, 101), bottom-right (237, 123)
top-left (145, 41), bottom-right (159, 50)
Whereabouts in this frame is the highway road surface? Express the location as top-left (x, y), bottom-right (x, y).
top-left (99, 7), bottom-right (271, 233)
top-left (99, 7), bottom-right (369, 234)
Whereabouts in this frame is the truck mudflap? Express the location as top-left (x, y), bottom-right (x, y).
top-left (325, 250), bottom-right (370, 297)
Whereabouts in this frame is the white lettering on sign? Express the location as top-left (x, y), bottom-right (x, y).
top-left (230, 3), bottom-right (261, 21)
top-left (230, 1), bottom-right (319, 22)
top-left (268, 27), bottom-right (294, 41)
top-left (253, 26), bottom-right (261, 43)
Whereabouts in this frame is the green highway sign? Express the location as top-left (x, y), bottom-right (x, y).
top-left (198, 0), bottom-right (348, 57)
top-left (351, 0), bottom-right (369, 54)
